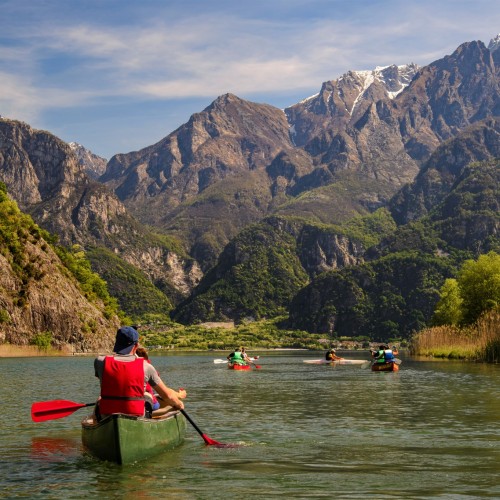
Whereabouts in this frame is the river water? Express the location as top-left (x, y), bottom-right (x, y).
top-left (1, 351), bottom-right (499, 499)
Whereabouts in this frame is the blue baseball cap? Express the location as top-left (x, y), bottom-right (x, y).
top-left (113, 326), bottom-right (139, 354)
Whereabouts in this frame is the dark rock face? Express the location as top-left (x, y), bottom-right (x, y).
top-left (0, 119), bottom-right (201, 307)
top-left (390, 117), bottom-right (500, 224)
top-left (395, 41), bottom-right (500, 160)
top-left (100, 94), bottom-right (299, 267)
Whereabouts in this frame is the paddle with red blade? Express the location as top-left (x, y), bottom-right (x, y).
top-left (180, 409), bottom-right (240, 448)
top-left (31, 400), bottom-right (96, 422)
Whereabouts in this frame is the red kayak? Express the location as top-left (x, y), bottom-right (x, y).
top-left (228, 363), bottom-right (252, 370)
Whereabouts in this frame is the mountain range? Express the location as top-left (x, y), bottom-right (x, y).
top-left (0, 35), bottom-right (499, 345)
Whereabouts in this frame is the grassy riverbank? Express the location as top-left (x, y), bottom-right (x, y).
top-left (0, 316), bottom-right (392, 356)
top-left (0, 344), bottom-right (72, 357)
top-left (139, 317), bottom-right (327, 350)
top-left (410, 309), bottom-right (500, 362)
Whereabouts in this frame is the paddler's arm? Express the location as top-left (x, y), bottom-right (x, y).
top-left (152, 380), bottom-right (185, 410)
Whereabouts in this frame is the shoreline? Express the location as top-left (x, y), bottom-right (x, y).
top-left (0, 344), bottom-right (387, 358)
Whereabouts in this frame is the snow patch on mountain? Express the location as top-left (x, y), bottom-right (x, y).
top-left (488, 33), bottom-right (500, 53)
top-left (69, 142), bottom-right (107, 180)
top-left (345, 63), bottom-right (419, 114)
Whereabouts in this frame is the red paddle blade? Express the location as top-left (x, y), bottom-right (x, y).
top-left (201, 433), bottom-right (223, 446)
top-left (31, 400), bottom-right (88, 422)
top-left (202, 434), bottom-right (241, 448)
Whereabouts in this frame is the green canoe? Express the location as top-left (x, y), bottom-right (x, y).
top-left (81, 410), bottom-right (186, 464)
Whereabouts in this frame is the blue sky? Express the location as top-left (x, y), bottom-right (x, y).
top-left (1, 0), bottom-right (499, 159)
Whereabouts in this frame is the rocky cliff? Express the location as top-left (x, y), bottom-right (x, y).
top-left (390, 117), bottom-right (500, 224)
top-left (0, 185), bottom-right (119, 351)
top-left (0, 118), bottom-right (201, 313)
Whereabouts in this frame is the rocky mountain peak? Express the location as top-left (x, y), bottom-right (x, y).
top-left (339, 63), bottom-right (419, 103)
top-left (488, 33), bottom-right (500, 53)
top-left (285, 62), bottom-right (419, 147)
top-left (69, 142), bottom-right (107, 180)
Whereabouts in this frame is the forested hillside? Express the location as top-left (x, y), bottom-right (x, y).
top-left (288, 158), bottom-right (500, 338)
top-left (0, 183), bottom-right (120, 351)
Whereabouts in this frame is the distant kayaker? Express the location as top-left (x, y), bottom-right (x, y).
top-left (93, 326), bottom-right (186, 421)
top-left (372, 345), bottom-right (386, 364)
top-left (372, 344), bottom-right (394, 364)
top-left (227, 347), bottom-right (246, 365)
top-left (383, 345), bottom-right (395, 362)
top-left (325, 348), bottom-right (342, 361)
top-left (241, 347), bottom-right (254, 364)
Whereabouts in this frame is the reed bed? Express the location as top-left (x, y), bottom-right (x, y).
top-left (0, 344), bottom-right (69, 357)
top-left (410, 309), bottom-right (500, 362)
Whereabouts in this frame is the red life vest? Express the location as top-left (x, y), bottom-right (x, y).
top-left (100, 356), bottom-right (145, 416)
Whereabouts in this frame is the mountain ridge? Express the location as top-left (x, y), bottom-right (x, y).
top-left (1, 34), bottom-right (499, 342)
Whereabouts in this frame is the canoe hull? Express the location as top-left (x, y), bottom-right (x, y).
top-left (303, 359), bottom-right (368, 365)
top-left (81, 411), bottom-right (186, 464)
top-left (228, 363), bottom-right (252, 370)
top-left (371, 361), bottom-right (399, 372)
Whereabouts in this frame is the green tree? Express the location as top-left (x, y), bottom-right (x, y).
top-left (458, 251), bottom-right (500, 324)
top-left (433, 278), bottom-right (463, 326)
top-left (30, 331), bottom-right (53, 350)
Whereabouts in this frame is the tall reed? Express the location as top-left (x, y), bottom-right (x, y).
top-left (0, 344), bottom-right (69, 357)
top-left (410, 309), bottom-right (500, 362)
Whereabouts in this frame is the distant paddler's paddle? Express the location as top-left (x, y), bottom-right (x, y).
top-left (180, 409), bottom-right (240, 448)
top-left (247, 359), bottom-right (261, 369)
top-left (31, 399), bottom-right (96, 422)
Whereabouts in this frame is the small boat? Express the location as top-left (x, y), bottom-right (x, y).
top-left (303, 359), bottom-right (369, 365)
top-left (81, 410), bottom-right (186, 464)
top-left (214, 357), bottom-right (258, 364)
top-left (371, 361), bottom-right (399, 372)
top-left (228, 363), bottom-right (252, 370)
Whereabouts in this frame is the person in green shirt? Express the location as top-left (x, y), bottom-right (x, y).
top-left (227, 347), bottom-right (246, 365)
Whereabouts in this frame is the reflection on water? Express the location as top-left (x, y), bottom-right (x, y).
top-left (30, 436), bottom-right (81, 462)
top-left (1, 352), bottom-right (499, 498)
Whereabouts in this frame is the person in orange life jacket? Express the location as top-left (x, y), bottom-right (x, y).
top-left (325, 348), bottom-right (342, 361)
top-left (94, 326), bottom-right (186, 420)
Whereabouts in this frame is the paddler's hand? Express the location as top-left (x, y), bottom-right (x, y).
top-left (178, 388), bottom-right (187, 399)
top-left (173, 399), bottom-right (185, 411)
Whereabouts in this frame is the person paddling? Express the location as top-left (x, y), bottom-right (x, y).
top-left (227, 347), bottom-right (246, 366)
top-left (93, 326), bottom-right (186, 421)
top-left (241, 347), bottom-right (255, 365)
top-left (325, 348), bottom-right (342, 362)
top-left (136, 346), bottom-right (161, 412)
top-left (372, 344), bottom-right (394, 364)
